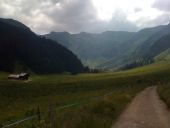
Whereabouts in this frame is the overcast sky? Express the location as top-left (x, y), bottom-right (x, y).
top-left (0, 0), bottom-right (170, 34)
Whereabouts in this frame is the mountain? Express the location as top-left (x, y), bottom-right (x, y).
top-left (45, 31), bottom-right (135, 68)
top-left (132, 24), bottom-right (170, 56)
top-left (45, 23), bottom-right (170, 70)
top-left (154, 48), bottom-right (170, 62)
top-left (98, 25), bottom-right (168, 69)
top-left (0, 18), bottom-right (85, 74)
top-left (149, 34), bottom-right (170, 58)
top-left (46, 31), bottom-right (71, 48)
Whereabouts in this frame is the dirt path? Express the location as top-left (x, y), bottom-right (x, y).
top-left (112, 86), bottom-right (170, 128)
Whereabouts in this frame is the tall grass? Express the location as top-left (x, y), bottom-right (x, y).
top-left (158, 84), bottom-right (170, 108)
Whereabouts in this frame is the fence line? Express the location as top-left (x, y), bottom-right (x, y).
top-left (1, 90), bottom-right (115, 128)
top-left (2, 115), bottom-right (37, 128)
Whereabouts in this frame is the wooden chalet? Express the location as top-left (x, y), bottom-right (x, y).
top-left (8, 73), bottom-right (30, 80)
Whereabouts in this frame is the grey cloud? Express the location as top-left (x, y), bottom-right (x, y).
top-left (0, 0), bottom-right (138, 34)
top-left (153, 0), bottom-right (170, 11)
top-left (45, 5), bottom-right (138, 33)
top-left (134, 8), bottom-right (142, 13)
top-left (149, 13), bottom-right (170, 25)
top-left (137, 13), bottom-right (170, 29)
top-left (94, 10), bottom-right (139, 32)
top-left (43, 0), bottom-right (98, 33)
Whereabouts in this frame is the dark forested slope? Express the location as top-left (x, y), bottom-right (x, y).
top-left (0, 18), bottom-right (85, 74)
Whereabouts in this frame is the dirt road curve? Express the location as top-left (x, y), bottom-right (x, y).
top-left (112, 86), bottom-right (170, 128)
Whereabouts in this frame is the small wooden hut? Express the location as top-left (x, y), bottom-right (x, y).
top-left (8, 73), bottom-right (30, 80)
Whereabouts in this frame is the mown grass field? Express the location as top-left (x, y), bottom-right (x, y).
top-left (1, 61), bottom-right (170, 128)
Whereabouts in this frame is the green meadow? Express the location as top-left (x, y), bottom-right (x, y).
top-left (1, 61), bottom-right (170, 127)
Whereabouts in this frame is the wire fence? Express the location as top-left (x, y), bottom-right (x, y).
top-left (2, 115), bottom-right (38, 128)
top-left (1, 90), bottom-right (115, 128)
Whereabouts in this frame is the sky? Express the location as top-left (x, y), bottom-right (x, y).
top-left (0, 0), bottom-right (170, 34)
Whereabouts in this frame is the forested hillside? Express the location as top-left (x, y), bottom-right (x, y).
top-left (0, 18), bottom-right (85, 74)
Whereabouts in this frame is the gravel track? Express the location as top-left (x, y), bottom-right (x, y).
top-left (112, 86), bottom-right (170, 128)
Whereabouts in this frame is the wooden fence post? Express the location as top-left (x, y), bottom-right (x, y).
top-left (37, 106), bottom-right (41, 124)
top-left (48, 104), bottom-right (57, 128)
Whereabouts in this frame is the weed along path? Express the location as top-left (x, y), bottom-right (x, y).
top-left (112, 86), bottom-right (170, 128)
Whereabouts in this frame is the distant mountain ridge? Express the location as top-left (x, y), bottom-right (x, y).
top-left (45, 31), bottom-right (135, 68)
top-left (1, 17), bottom-right (169, 72)
top-left (0, 18), bottom-right (85, 74)
top-left (45, 23), bottom-right (170, 70)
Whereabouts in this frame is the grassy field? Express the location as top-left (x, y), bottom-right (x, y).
top-left (158, 83), bottom-right (170, 109)
top-left (1, 61), bottom-right (170, 127)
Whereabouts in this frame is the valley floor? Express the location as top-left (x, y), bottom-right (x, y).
top-left (112, 86), bottom-right (170, 128)
top-left (1, 61), bottom-right (170, 127)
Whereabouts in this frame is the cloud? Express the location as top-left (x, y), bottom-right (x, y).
top-left (43, 0), bottom-right (98, 33)
top-left (134, 8), bottom-right (142, 13)
top-left (97, 10), bottom-right (139, 32)
top-left (0, 0), bottom-right (139, 34)
top-left (0, 0), bottom-right (168, 34)
top-left (132, 12), bottom-right (170, 30)
top-left (146, 13), bottom-right (170, 26)
top-left (152, 0), bottom-right (170, 11)
top-left (0, 0), bottom-right (100, 33)
top-left (46, 5), bottom-right (138, 33)
top-left (0, 0), bottom-right (56, 33)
